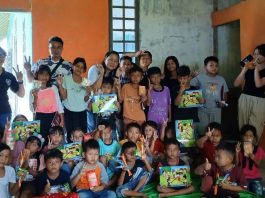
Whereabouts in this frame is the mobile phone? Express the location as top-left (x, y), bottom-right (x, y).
top-left (240, 54), bottom-right (254, 67)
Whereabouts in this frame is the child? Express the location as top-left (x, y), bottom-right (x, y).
top-left (173, 65), bottom-right (203, 123)
top-left (57, 57), bottom-right (91, 142)
top-left (142, 121), bottom-right (164, 161)
top-left (119, 66), bottom-right (147, 128)
top-left (236, 124), bottom-right (265, 196)
top-left (162, 56), bottom-right (179, 93)
top-left (116, 141), bottom-right (153, 198)
top-left (71, 127), bottom-right (85, 142)
top-left (160, 121), bottom-right (176, 142)
top-left (0, 143), bottom-right (21, 197)
top-left (30, 65), bottom-right (64, 142)
top-left (43, 126), bottom-right (64, 153)
top-left (70, 139), bottom-right (116, 198)
top-left (196, 142), bottom-right (247, 198)
top-left (156, 138), bottom-right (194, 197)
top-left (35, 149), bottom-right (75, 197)
top-left (115, 56), bottom-right (133, 86)
top-left (197, 122), bottom-right (223, 164)
top-left (191, 56), bottom-right (228, 134)
top-left (147, 67), bottom-right (171, 129)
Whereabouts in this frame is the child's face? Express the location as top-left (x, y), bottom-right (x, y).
top-left (126, 127), bottom-right (141, 143)
top-left (84, 148), bottom-right (99, 165)
top-left (165, 128), bottom-right (175, 139)
top-left (165, 144), bottom-right (180, 160)
top-left (210, 130), bottom-right (222, 147)
top-left (124, 147), bottom-right (137, 163)
top-left (243, 130), bottom-right (255, 143)
top-left (215, 149), bottom-right (233, 168)
top-left (26, 140), bottom-right (40, 154)
top-left (144, 125), bottom-right (156, 139)
top-left (49, 133), bottom-right (63, 146)
top-left (101, 83), bottom-right (113, 94)
top-left (49, 41), bottom-right (63, 59)
top-left (166, 59), bottom-right (177, 72)
top-left (105, 54), bottom-right (119, 71)
top-left (73, 62), bottom-right (85, 76)
top-left (178, 75), bottom-right (190, 86)
top-left (149, 74), bottom-right (161, 86)
top-left (101, 127), bottom-right (112, 142)
top-left (130, 71), bottom-right (142, 85)
top-left (14, 116), bottom-right (27, 122)
top-left (38, 71), bottom-right (50, 85)
top-left (71, 130), bottom-right (84, 142)
top-left (205, 61), bottom-right (218, 75)
top-left (120, 59), bottom-right (133, 73)
top-left (46, 158), bottom-right (62, 174)
top-left (0, 149), bottom-right (10, 168)
top-left (139, 54), bottom-right (152, 71)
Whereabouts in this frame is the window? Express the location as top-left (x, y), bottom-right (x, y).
top-left (110, 0), bottom-right (139, 57)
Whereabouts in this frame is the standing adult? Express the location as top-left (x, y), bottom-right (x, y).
top-left (234, 44), bottom-right (265, 140)
top-left (0, 47), bottom-right (25, 129)
top-left (24, 36), bottom-right (72, 83)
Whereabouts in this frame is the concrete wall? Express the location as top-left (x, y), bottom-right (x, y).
top-left (139, 0), bottom-right (214, 70)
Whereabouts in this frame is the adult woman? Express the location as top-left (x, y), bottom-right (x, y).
top-left (234, 44), bottom-right (265, 140)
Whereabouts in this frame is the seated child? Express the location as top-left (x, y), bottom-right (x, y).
top-left (35, 149), bottom-right (76, 197)
top-left (70, 139), bottom-right (116, 198)
top-left (196, 142), bottom-right (247, 198)
top-left (197, 122), bottom-right (223, 164)
top-left (16, 135), bottom-right (45, 197)
top-left (70, 127), bottom-right (85, 143)
top-left (0, 143), bottom-right (21, 197)
top-left (116, 141), bottom-right (153, 198)
top-left (156, 138), bottom-right (194, 197)
top-left (160, 121), bottom-right (176, 142)
top-left (43, 126), bottom-right (64, 153)
top-left (236, 124), bottom-right (265, 196)
top-left (142, 121), bottom-right (164, 161)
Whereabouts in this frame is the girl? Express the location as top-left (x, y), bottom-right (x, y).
top-left (160, 121), bottom-right (176, 142)
top-left (0, 142), bottom-right (21, 197)
top-left (16, 135), bottom-right (44, 198)
top-left (236, 124), bottom-right (265, 196)
top-left (87, 51), bottom-right (120, 132)
top-left (234, 44), bottom-right (265, 140)
top-left (142, 121), bottom-right (164, 161)
top-left (43, 126), bottom-right (64, 153)
top-left (162, 56), bottom-right (179, 92)
top-left (30, 65), bottom-right (64, 143)
top-left (57, 57), bottom-right (90, 142)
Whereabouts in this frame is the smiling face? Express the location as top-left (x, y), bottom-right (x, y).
top-left (84, 148), bottom-right (99, 166)
top-left (144, 125), bottom-right (156, 139)
top-left (0, 149), bottom-right (10, 168)
top-left (105, 53), bottom-right (119, 71)
top-left (166, 59), bottom-right (177, 73)
top-left (73, 62), bottom-right (85, 76)
top-left (49, 132), bottom-right (63, 146)
top-left (243, 130), bottom-right (256, 143)
top-left (139, 54), bottom-right (152, 71)
top-left (126, 127), bottom-right (141, 143)
top-left (37, 71), bottom-right (50, 85)
top-left (210, 129), bottom-right (222, 147)
top-left (49, 41), bottom-right (63, 60)
top-left (253, 49), bottom-right (265, 66)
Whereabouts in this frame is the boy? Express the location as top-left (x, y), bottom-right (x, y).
top-left (35, 149), bottom-right (74, 196)
top-left (115, 56), bottom-right (133, 86)
top-left (173, 65), bottom-right (204, 122)
top-left (119, 66), bottom-right (147, 128)
top-left (147, 67), bottom-right (171, 130)
top-left (71, 127), bottom-right (85, 142)
top-left (195, 142), bottom-right (247, 198)
top-left (70, 139), bottom-right (116, 198)
top-left (191, 56), bottom-right (228, 135)
top-left (116, 141), bottom-right (153, 198)
top-left (156, 138), bottom-right (194, 197)
top-left (196, 122), bottom-right (223, 164)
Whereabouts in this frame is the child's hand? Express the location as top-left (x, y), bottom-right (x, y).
top-left (235, 142), bottom-right (241, 153)
top-left (162, 118), bottom-right (168, 129)
top-left (206, 127), bottom-right (214, 138)
top-left (47, 137), bottom-right (56, 150)
top-left (191, 69), bottom-right (200, 78)
top-left (79, 162), bottom-right (89, 176)
top-left (179, 82), bottom-right (186, 92)
top-left (98, 125), bottom-right (105, 131)
top-left (5, 117), bottom-right (10, 130)
top-left (199, 97), bottom-right (206, 104)
top-left (122, 165), bottom-right (130, 172)
top-left (56, 74), bottom-right (63, 86)
top-left (204, 158), bottom-right (211, 171)
top-left (44, 179), bottom-right (51, 194)
top-left (90, 185), bottom-right (104, 192)
top-left (135, 50), bottom-right (145, 57)
top-left (140, 95), bottom-right (147, 103)
top-left (220, 181), bottom-right (231, 190)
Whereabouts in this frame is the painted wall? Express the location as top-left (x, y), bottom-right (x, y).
top-left (0, 0), bottom-right (109, 68)
top-left (212, 0), bottom-right (265, 58)
top-left (139, 0), bottom-right (214, 70)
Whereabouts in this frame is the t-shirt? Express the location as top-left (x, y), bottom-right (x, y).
top-left (172, 85), bottom-right (200, 122)
top-left (121, 84), bottom-right (145, 121)
top-left (162, 78), bottom-right (179, 102)
top-left (239, 146), bottom-right (265, 179)
top-left (31, 57), bottom-right (72, 82)
top-left (98, 138), bottom-right (120, 162)
top-left (201, 139), bottom-right (216, 164)
top-left (0, 69), bottom-right (19, 114)
top-left (190, 73), bottom-right (228, 113)
top-left (62, 75), bottom-right (88, 112)
top-left (0, 166), bottom-right (16, 198)
top-left (36, 169), bottom-right (71, 195)
top-left (243, 68), bottom-right (265, 98)
top-left (148, 86), bottom-right (171, 126)
top-left (117, 159), bottom-right (145, 184)
top-left (96, 112), bottom-right (116, 131)
top-left (70, 161), bottom-right (108, 190)
top-left (153, 139), bottom-right (164, 154)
